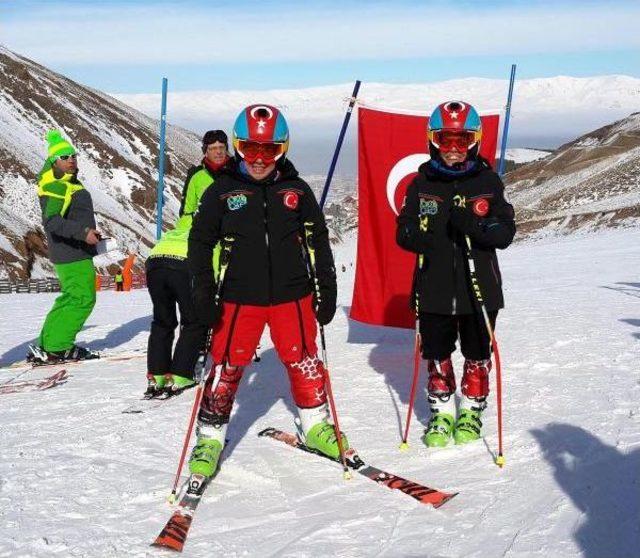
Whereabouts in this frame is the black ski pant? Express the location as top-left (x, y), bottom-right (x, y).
top-left (146, 257), bottom-right (207, 379)
top-left (419, 311), bottom-right (498, 361)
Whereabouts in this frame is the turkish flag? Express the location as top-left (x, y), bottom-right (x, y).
top-left (350, 106), bottom-right (500, 329)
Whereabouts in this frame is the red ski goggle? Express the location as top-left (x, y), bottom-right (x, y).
top-left (429, 130), bottom-right (480, 152)
top-left (236, 140), bottom-right (286, 164)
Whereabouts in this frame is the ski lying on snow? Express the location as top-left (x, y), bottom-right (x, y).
top-left (259, 427), bottom-right (457, 508)
top-left (0, 369), bottom-right (68, 395)
top-left (1, 348), bottom-right (146, 373)
top-left (151, 473), bottom-right (210, 552)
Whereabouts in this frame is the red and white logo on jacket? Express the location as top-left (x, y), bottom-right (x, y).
top-left (283, 191), bottom-right (299, 210)
top-left (473, 198), bottom-right (490, 217)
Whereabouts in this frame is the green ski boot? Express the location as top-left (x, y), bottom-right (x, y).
top-left (144, 373), bottom-right (166, 397)
top-left (305, 421), bottom-right (349, 460)
top-left (454, 408), bottom-right (483, 445)
top-left (188, 437), bottom-right (223, 478)
top-left (423, 413), bottom-right (455, 447)
top-left (164, 374), bottom-right (196, 394)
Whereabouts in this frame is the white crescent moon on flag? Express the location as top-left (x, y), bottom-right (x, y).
top-left (386, 154), bottom-right (430, 215)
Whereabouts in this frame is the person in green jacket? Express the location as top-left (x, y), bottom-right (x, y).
top-left (144, 130), bottom-right (230, 396)
top-left (28, 130), bottom-right (101, 365)
top-left (115, 268), bottom-right (124, 291)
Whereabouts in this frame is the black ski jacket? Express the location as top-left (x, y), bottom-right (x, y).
top-left (188, 158), bottom-right (336, 306)
top-left (396, 159), bottom-right (515, 315)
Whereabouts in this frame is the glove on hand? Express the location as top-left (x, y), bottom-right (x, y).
top-left (449, 206), bottom-right (480, 236)
top-left (193, 281), bottom-right (223, 327)
top-left (313, 275), bottom-right (337, 326)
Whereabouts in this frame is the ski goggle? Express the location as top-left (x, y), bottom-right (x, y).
top-left (429, 130), bottom-right (481, 152)
top-left (57, 154), bottom-right (77, 161)
top-left (236, 140), bottom-right (286, 164)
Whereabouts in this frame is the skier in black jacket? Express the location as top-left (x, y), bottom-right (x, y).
top-left (186, 104), bottom-right (347, 478)
top-left (397, 101), bottom-right (515, 448)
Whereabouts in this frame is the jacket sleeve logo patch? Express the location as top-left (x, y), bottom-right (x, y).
top-left (283, 191), bottom-right (299, 210)
top-left (473, 198), bottom-right (490, 217)
top-left (419, 198), bottom-right (439, 216)
top-left (227, 193), bottom-right (248, 211)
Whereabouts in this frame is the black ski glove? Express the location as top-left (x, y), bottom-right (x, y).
top-left (315, 287), bottom-right (337, 326)
top-left (193, 280), bottom-right (223, 327)
top-left (449, 206), bottom-right (481, 236)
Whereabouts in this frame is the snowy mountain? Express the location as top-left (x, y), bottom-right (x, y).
top-left (0, 46), bottom-right (201, 279)
top-left (506, 112), bottom-right (640, 239)
top-left (115, 75), bottom-right (640, 175)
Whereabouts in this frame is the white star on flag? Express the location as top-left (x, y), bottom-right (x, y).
top-left (257, 119), bottom-right (266, 130)
top-left (450, 111), bottom-right (459, 119)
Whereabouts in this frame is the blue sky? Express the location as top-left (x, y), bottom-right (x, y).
top-left (2, 0), bottom-right (639, 93)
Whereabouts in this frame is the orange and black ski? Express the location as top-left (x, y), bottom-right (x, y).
top-left (259, 427), bottom-right (457, 508)
top-left (151, 474), bottom-right (209, 552)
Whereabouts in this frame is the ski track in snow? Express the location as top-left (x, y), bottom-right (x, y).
top-left (0, 230), bottom-right (639, 557)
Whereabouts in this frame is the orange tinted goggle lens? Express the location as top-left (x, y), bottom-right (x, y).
top-left (434, 131), bottom-right (477, 151)
top-left (238, 140), bottom-right (284, 161)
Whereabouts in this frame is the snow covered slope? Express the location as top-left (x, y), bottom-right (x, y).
top-left (506, 112), bottom-right (640, 239)
top-left (0, 230), bottom-right (638, 557)
top-left (0, 46), bottom-right (201, 279)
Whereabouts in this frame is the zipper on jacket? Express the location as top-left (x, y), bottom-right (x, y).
top-left (452, 180), bottom-right (458, 315)
top-left (263, 188), bottom-right (274, 302)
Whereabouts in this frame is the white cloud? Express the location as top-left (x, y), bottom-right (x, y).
top-left (2, 2), bottom-right (640, 65)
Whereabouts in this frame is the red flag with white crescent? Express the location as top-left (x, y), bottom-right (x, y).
top-left (350, 106), bottom-right (500, 328)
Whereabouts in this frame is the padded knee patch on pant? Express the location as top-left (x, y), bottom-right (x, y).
top-left (461, 359), bottom-right (491, 400)
top-left (427, 358), bottom-right (456, 398)
top-left (198, 365), bottom-right (244, 426)
top-left (286, 355), bottom-right (327, 409)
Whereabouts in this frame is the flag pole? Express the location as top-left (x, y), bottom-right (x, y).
top-left (319, 80), bottom-right (361, 210)
top-left (497, 64), bottom-right (517, 176)
top-left (156, 77), bottom-right (168, 240)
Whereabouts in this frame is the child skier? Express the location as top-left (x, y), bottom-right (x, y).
top-left (29, 130), bottom-right (101, 364)
top-left (186, 104), bottom-right (346, 477)
top-left (396, 101), bottom-right (515, 447)
top-left (144, 131), bottom-right (230, 395)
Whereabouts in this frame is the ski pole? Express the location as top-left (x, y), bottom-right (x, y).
top-left (167, 237), bottom-right (235, 502)
top-left (453, 196), bottom-right (505, 468)
top-left (399, 215), bottom-right (429, 450)
top-left (462, 232), bottom-right (504, 468)
top-left (303, 222), bottom-right (351, 480)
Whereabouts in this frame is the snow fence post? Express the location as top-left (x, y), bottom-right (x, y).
top-left (156, 77), bottom-right (168, 240)
top-left (497, 64), bottom-right (517, 177)
top-left (319, 80), bottom-right (361, 210)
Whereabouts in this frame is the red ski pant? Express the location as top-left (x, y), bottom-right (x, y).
top-left (198, 295), bottom-right (326, 426)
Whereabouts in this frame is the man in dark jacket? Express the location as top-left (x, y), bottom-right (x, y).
top-left (28, 130), bottom-right (101, 364)
top-left (397, 101), bottom-right (515, 448)
top-left (186, 104), bottom-right (346, 478)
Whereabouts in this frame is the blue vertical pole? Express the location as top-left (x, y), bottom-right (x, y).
top-left (319, 80), bottom-right (361, 209)
top-left (497, 64), bottom-right (517, 177)
top-left (156, 77), bottom-right (168, 240)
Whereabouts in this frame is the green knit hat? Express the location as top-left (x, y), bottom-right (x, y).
top-left (45, 130), bottom-right (76, 162)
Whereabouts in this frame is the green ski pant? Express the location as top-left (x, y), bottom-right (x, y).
top-left (39, 259), bottom-right (96, 352)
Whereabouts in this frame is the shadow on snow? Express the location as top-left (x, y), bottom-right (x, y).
top-left (531, 422), bottom-right (640, 558)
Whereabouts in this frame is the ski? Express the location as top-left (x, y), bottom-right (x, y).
top-left (151, 473), bottom-right (209, 552)
top-left (1, 347), bottom-right (146, 373)
top-left (259, 427), bottom-right (457, 508)
top-left (122, 384), bottom-right (196, 414)
top-left (0, 369), bottom-right (68, 395)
